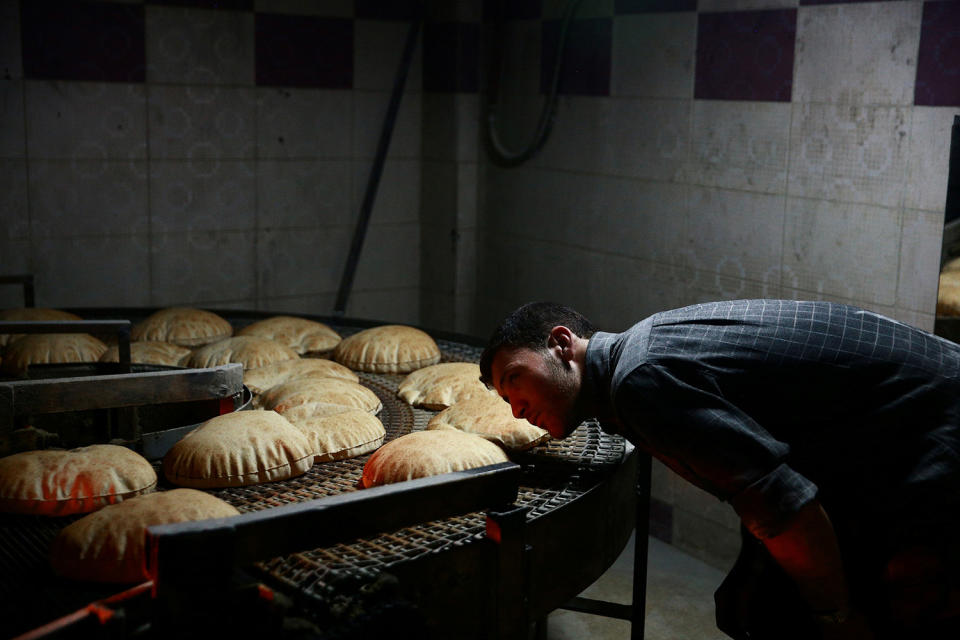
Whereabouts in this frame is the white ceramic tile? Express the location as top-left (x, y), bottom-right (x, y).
top-left (596, 255), bottom-right (687, 331)
top-left (456, 93), bottom-right (480, 164)
top-left (532, 96), bottom-right (614, 172)
top-left (0, 0), bottom-right (21, 80)
top-left (150, 159), bottom-right (255, 233)
top-left (148, 85), bottom-right (256, 159)
top-left (905, 107), bottom-right (955, 213)
top-left (26, 81), bottom-right (147, 160)
top-left (345, 287), bottom-right (420, 325)
top-left (421, 160), bottom-right (458, 227)
top-left (487, 94), bottom-right (547, 165)
top-left (685, 274), bottom-right (775, 306)
top-left (599, 98), bottom-right (691, 182)
top-left (423, 93), bottom-right (457, 161)
top-left (259, 294), bottom-right (338, 317)
top-left (892, 308), bottom-right (935, 333)
top-left (794, 1), bottom-right (922, 106)
top-left (146, 6), bottom-right (254, 85)
top-left (258, 159), bottom-right (352, 228)
top-left (0, 237), bottom-right (30, 307)
top-left (33, 234), bottom-right (151, 307)
top-left (782, 197), bottom-right (902, 306)
top-left (257, 87), bottom-right (352, 159)
top-left (420, 221), bottom-right (456, 294)
top-left (29, 160), bottom-right (148, 238)
top-left (612, 13), bottom-right (695, 99)
top-left (453, 226), bottom-right (477, 294)
top-left (257, 227), bottom-right (350, 297)
top-left (253, 0), bottom-right (352, 16)
top-left (419, 289), bottom-right (454, 334)
top-left (0, 80), bottom-right (24, 157)
top-left (456, 161), bottom-right (479, 228)
top-left (151, 230), bottom-right (255, 304)
top-left (897, 208), bottom-right (942, 314)
top-left (0, 159), bottom-right (27, 239)
top-left (353, 222), bottom-right (420, 290)
top-left (787, 103), bottom-right (910, 208)
top-left (352, 90), bottom-right (421, 159)
top-left (352, 158), bottom-right (421, 225)
top-left (353, 20), bottom-right (422, 92)
top-left (699, 0), bottom-right (798, 11)
top-left (685, 100), bottom-right (791, 195)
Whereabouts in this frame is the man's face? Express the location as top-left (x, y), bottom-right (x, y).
top-left (489, 345), bottom-right (582, 439)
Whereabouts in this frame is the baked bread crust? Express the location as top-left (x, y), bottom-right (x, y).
top-left (332, 325), bottom-right (441, 373)
top-left (938, 272), bottom-right (960, 316)
top-left (291, 409), bottom-right (386, 462)
top-left (0, 333), bottom-right (108, 376)
top-left (243, 358), bottom-right (358, 395)
top-left (50, 488), bottom-right (239, 583)
top-left (0, 307), bottom-right (83, 348)
top-left (427, 394), bottom-right (551, 452)
top-left (397, 362), bottom-right (490, 410)
top-left (0, 445), bottom-right (157, 516)
top-left (162, 411), bottom-right (314, 489)
top-left (186, 336), bottom-right (300, 371)
top-left (99, 341), bottom-right (191, 367)
top-left (132, 308), bottom-right (233, 347)
top-left (237, 316), bottom-right (341, 355)
top-left (256, 377), bottom-right (382, 416)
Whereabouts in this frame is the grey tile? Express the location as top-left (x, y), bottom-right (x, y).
top-left (0, 0), bottom-right (21, 80)
top-left (0, 159), bottom-right (28, 239)
top-left (346, 287), bottom-right (420, 325)
top-left (612, 13), bottom-right (696, 99)
top-left (257, 87), bottom-right (352, 159)
top-left (905, 107), bottom-right (956, 213)
top-left (353, 222), bottom-right (420, 290)
top-left (146, 6), bottom-right (255, 85)
top-left (150, 159), bottom-right (255, 233)
top-left (596, 255), bottom-right (687, 331)
top-left (0, 79), bottom-right (24, 157)
top-left (0, 237), bottom-right (31, 308)
top-left (257, 227), bottom-right (350, 297)
top-left (258, 159), bottom-right (352, 228)
top-left (148, 85), bottom-right (256, 160)
top-left (353, 90), bottom-right (421, 159)
top-left (422, 93), bottom-right (457, 162)
top-left (260, 294), bottom-right (338, 317)
top-left (151, 230), bottom-right (255, 305)
top-left (421, 160), bottom-right (458, 227)
top-left (353, 20), bottom-right (422, 92)
top-left (897, 208), bottom-right (942, 314)
top-left (353, 158), bottom-right (420, 225)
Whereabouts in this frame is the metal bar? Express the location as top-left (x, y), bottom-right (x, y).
top-left (562, 596), bottom-right (632, 620)
top-left (945, 115), bottom-right (960, 224)
top-left (334, 15), bottom-right (422, 318)
top-left (631, 452), bottom-right (652, 640)
top-left (486, 504), bottom-right (531, 640)
top-left (0, 320), bottom-right (132, 373)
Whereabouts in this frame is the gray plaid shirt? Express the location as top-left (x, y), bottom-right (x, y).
top-left (584, 299), bottom-right (960, 543)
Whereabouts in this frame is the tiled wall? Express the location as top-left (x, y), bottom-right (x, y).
top-left (476, 0), bottom-right (959, 569)
top-left (0, 0), bottom-right (423, 321)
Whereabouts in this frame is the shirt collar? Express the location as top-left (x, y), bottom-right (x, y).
top-left (583, 331), bottom-right (619, 426)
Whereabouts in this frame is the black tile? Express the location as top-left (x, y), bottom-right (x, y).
top-left (615, 0), bottom-right (697, 13)
top-left (423, 22), bottom-right (480, 93)
top-left (255, 14), bottom-right (353, 88)
top-left (21, 1), bottom-right (146, 83)
top-left (541, 17), bottom-right (612, 96)
top-left (914, 1), bottom-right (960, 107)
top-left (483, 0), bottom-right (541, 22)
top-left (799, 0), bottom-right (901, 5)
top-left (355, 0), bottom-right (424, 20)
top-left (147, 0), bottom-right (254, 9)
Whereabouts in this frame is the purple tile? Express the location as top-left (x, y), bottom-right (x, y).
top-left (21, 1), bottom-right (145, 83)
top-left (147, 0), bottom-right (254, 8)
top-left (800, 0), bottom-right (901, 5)
top-left (541, 17), bottom-right (612, 96)
top-left (615, 0), bottom-right (697, 13)
top-left (424, 22), bottom-right (481, 93)
top-left (255, 14), bottom-right (352, 88)
top-left (355, 0), bottom-right (423, 20)
top-left (695, 9), bottom-right (796, 102)
top-left (915, 1), bottom-right (960, 107)
top-left (483, 0), bottom-right (542, 22)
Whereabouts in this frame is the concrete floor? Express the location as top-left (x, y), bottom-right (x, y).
top-left (545, 535), bottom-right (732, 639)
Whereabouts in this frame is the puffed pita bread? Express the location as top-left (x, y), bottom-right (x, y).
top-left (132, 307), bottom-right (232, 348)
top-left (0, 333), bottom-right (107, 376)
top-left (361, 430), bottom-right (509, 488)
top-left (50, 488), bottom-right (239, 583)
top-left (332, 325), bottom-right (441, 373)
top-left (291, 409), bottom-right (386, 462)
top-left (427, 394), bottom-right (552, 452)
top-left (0, 307), bottom-right (83, 348)
top-left (276, 402), bottom-right (356, 423)
top-left (99, 341), bottom-right (191, 367)
top-left (0, 445), bottom-right (157, 516)
top-left (163, 411), bottom-right (314, 489)
top-left (938, 272), bottom-right (960, 316)
top-left (237, 316), bottom-right (341, 355)
top-left (256, 377), bottom-right (382, 416)
top-left (243, 358), bottom-right (358, 395)
top-left (397, 362), bottom-right (491, 410)
top-left (186, 336), bottom-right (299, 371)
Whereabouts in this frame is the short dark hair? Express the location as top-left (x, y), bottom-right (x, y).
top-left (479, 301), bottom-right (596, 384)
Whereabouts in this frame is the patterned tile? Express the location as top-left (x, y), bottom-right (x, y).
top-left (541, 17), bottom-right (612, 96)
top-left (148, 85), bottom-right (256, 159)
top-left (694, 9), bottom-right (796, 102)
top-left (346, 288), bottom-right (420, 325)
top-left (915, 1), bottom-right (960, 107)
top-left (21, 1), bottom-right (145, 83)
top-left (423, 22), bottom-right (481, 93)
top-left (353, 223), bottom-right (420, 290)
top-left (905, 107), bottom-right (957, 212)
top-left (352, 158), bottom-right (421, 225)
top-left (897, 208), bottom-right (942, 314)
top-left (257, 227), bottom-right (350, 297)
top-left (255, 14), bottom-right (352, 88)
top-left (615, 0), bottom-right (697, 12)
top-left (352, 90), bottom-right (421, 159)
top-left (612, 12), bottom-right (696, 98)
top-left (150, 159), bottom-right (255, 233)
top-left (256, 87), bottom-right (352, 159)
top-left (257, 159), bottom-right (352, 228)
top-left (0, 79), bottom-right (24, 157)
top-left (605, 97), bottom-right (692, 182)
top-left (151, 230), bottom-right (256, 305)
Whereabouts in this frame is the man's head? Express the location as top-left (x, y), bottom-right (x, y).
top-left (479, 302), bottom-right (596, 439)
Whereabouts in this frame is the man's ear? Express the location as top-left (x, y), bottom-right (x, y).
top-left (548, 325), bottom-right (575, 361)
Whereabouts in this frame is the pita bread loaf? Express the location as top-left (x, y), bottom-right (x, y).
top-left (276, 402), bottom-right (356, 423)
top-left (256, 377), bottom-right (382, 416)
top-left (0, 307), bottom-right (83, 348)
top-left (332, 325), bottom-right (441, 373)
top-left (0, 333), bottom-right (107, 376)
top-left (938, 272), bottom-right (960, 316)
top-left (50, 488), bottom-right (239, 583)
top-left (243, 358), bottom-right (358, 395)
top-left (163, 411), bottom-right (314, 488)
top-left (237, 316), bottom-right (341, 355)
top-left (291, 409), bottom-right (386, 462)
top-left (361, 430), bottom-right (509, 488)
top-left (99, 341), bottom-right (191, 367)
top-left (186, 336), bottom-right (299, 371)
top-left (132, 307), bottom-right (232, 347)
top-left (397, 362), bottom-right (491, 410)
top-left (0, 445), bottom-right (157, 516)
top-left (427, 394), bottom-right (551, 452)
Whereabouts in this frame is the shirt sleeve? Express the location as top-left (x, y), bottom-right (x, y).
top-left (613, 362), bottom-right (818, 539)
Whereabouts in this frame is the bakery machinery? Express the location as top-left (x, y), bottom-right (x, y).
top-left (0, 303), bottom-right (649, 640)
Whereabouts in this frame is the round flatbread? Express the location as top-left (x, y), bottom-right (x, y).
top-left (243, 358), bottom-right (358, 395)
top-left (186, 336), bottom-right (299, 371)
top-left (162, 411), bottom-right (314, 489)
top-left (132, 308), bottom-right (232, 348)
top-left (237, 316), bottom-right (341, 355)
top-left (397, 362), bottom-right (491, 410)
top-left (360, 430), bottom-right (509, 488)
top-left (290, 409), bottom-right (386, 462)
top-left (256, 377), bottom-right (382, 416)
top-left (0, 445), bottom-right (157, 516)
top-left (50, 488), bottom-right (239, 583)
top-left (0, 333), bottom-right (107, 376)
top-left (0, 307), bottom-right (83, 349)
top-left (332, 325), bottom-right (441, 374)
top-left (426, 394), bottom-right (551, 452)
top-left (939, 272), bottom-right (960, 316)
top-left (99, 341), bottom-right (191, 367)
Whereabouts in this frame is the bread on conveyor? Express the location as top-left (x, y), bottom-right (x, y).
top-left (397, 362), bottom-right (490, 410)
top-left (99, 340), bottom-right (191, 367)
top-left (938, 271), bottom-right (960, 316)
top-left (256, 377), bottom-right (382, 416)
top-left (186, 336), bottom-right (299, 371)
top-left (243, 357), bottom-right (358, 395)
top-left (237, 316), bottom-right (341, 355)
top-left (291, 409), bottom-right (386, 462)
top-left (163, 411), bottom-right (315, 489)
top-left (131, 307), bottom-right (232, 348)
top-left (332, 325), bottom-right (441, 374)
top-left (0, 333), bottom-right (107, 376)
top-left (427, 393), bottom-right (552, 452)
top-left (0, 307), bottom-right (82, 349)
top-left (360, 430), bottom-right (509, 488)
top-left (0, 445), bottom-right (157, 516)
top-left (50, 488), bottom-right (239, 583)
